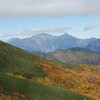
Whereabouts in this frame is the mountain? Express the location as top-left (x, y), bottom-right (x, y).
top-left (33, 47), bottom-right (100, 65)
top-left (8, 33), bottom-right (96, 52)
top-left (8, 33), bottom-right (54, 52)
top-left (52, 33), bottom-right (86, 50)
top-left (85, 39), bottom-right (100, 52)
top-left (84, 37), bottom-right (97, 44)
top-left (0, 41), bottom-right (99, 99)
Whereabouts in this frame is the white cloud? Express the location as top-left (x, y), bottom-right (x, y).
top-left (0, 0), bottom-right (100, 17)
top-left (84, 22), bottom-right (100, 30)
top-left (0, 26), bottom-right (71, 41)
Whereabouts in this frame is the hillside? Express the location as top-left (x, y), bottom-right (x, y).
top-left (1, 72), bottom-right (92, 100)
top-left (0, 41), bottom-right (45, 78)
top-left (31, 59), bottom-right (100, 99)
top-left (8, 33), bottom-right (96, 52)
top-left (33, 47), bottom-right (100, 65)
top-left (0, 41), bottom-right (99, 100)
top-left (85, 39), bottom-right (100, 52)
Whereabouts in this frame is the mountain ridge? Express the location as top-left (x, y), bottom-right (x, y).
top-left (85, 39), bottom-right (100, 52)
top-left (33, 47), bottom-right (100, 65)
top-left (8, 33), bottom-right (97, 52)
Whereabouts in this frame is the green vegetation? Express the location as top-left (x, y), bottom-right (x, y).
top-left (52, 61), bottom-right (79, 69)
top-left (0, 41), bottom-right (45, 77)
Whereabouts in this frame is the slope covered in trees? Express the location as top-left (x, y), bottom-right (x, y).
top-left (33, 47), bottom-right (100, 65)
top-left (31, 58), bottom-right (100, 99)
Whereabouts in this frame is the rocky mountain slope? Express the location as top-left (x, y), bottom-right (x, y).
top-left (8, 33), bottom-right (96, 52)
top-left (85, 39), bottom-right (100, 52)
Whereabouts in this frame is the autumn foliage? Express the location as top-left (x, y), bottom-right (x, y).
top-left (31, 58), bottom-right (100, 100)
top-left (0, 86), bottom-right (27, 100)
top-left (6, 58), bottom-right (100, 99)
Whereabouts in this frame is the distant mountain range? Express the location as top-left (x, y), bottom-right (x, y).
top-left (8, 33), bottom-right (97, 52)
top-left (33, 47), bottom-right (100, 65)
top-left (85, 39), bottom-right (100, 52)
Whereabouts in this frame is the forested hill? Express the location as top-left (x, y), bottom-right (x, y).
top-left (33, 47), bottom-right (100, 65)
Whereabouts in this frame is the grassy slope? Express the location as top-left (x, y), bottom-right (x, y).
top-left (0, 73), bottom-right (94, 100)
top-left (0, 41), bottom-right (45, 77)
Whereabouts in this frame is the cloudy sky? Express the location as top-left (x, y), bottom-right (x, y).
top-left (0, 0), bottom-right (100, 41)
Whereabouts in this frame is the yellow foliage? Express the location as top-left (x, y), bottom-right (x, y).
top-left (32, 58), bottom-right (100, 99)
top-left (8, 58), bottom-right (100, 99)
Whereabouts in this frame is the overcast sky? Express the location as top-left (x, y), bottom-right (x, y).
top-left (0, 0), bottom-right (100, 17)
top-left (0, 0), bottom-right (100, 40)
